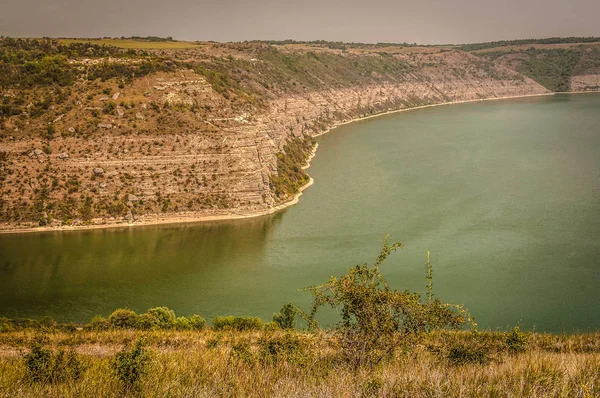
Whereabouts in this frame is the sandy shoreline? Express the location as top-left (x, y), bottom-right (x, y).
top-left (0, 177), bottom-right (316, 235)
top-left (554, 90), bottom-right (600, 95)
top-left (1, 91), bottom-right (587, 235)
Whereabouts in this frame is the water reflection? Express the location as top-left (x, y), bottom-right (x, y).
top-left (0, 213), bottom-right (283, 322)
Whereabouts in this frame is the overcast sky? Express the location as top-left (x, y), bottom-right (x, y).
top-left (0, 0), bottom-right (598, 45)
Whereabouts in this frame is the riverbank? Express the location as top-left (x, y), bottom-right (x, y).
top-left (0, 177), bottom-right (316, 235)
top-left (555, 90), bottom-right (600, 94)
top-left (0, 92), bottom-right (562, 235)
top-left (0, 145), bottom-right (320, 236)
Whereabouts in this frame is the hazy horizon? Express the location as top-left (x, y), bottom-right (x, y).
top-left (1, 0), bottom-right (599, 45)
top-left (3, 34), bottom-right (600, 46)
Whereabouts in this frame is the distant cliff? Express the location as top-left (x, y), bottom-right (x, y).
top-left (462, 39), bottom-right (600, 92)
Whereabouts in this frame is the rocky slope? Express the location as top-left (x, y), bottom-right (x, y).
top-left (0, 39), bottom-right (558, 232)
top-left (468, 42), bottom-right (600, 92)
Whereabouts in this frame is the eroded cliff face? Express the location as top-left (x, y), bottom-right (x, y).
top-left (0, 43), bottom-right (550, 231)
top-left (570, 74), bottom-right (600, 91)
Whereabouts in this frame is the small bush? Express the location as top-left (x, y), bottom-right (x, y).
top-left (87, 315), bottom-right (110, 331)
top-left (212, 316), bottom-right (263, 331)
top-left (38, 316), bottom-right (56, 329)
top-left (264, 321), bottom-right (281, 331)
top-left (146, 307), bottom-right (176, 328)
top-left (301, 237), bottom-right (469, 367)
top-left (23, 336), bottom-right (51, 382)
top-left (108, 308), bottom-right (138, 329)
top-left (112, 337), bottom-right (150, 392)
top-left (135, 313), bottom-right (159, 330)
top-left (45, 125), bottom-right (55, 140)
top-left (23, 336), bottom-right (83, 383)
top-left (47, 349), bottom-right (84, 383)
top-left (273, 302), bottom-right (297, 329)
top-left (103, 102), bottom-right (115, 115)
top-left (230, 341), bottom-right (255, 365)
top-left (506, 326), bottom-right (528, 354)
top-left (258, 333), bottom-right (307, 365)
top-left (187, 315), bottom-right (206, 330)
top-left (211, 316), bottom-right (233, 330)
top-left (174, 316), bottom-right (192, 330)
top-left (0, 319), bottom-right (14, 333)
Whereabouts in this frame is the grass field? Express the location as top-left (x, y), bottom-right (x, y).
top-left (56, 38), bottom-right (202, 49)
top-left (0, 329), bottom-right (598, 397)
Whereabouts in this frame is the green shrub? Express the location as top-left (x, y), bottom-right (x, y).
top-left (212, 316), bottom-right (236, 330)
top-left (45, 125), bottom-right (55, 140)
top-left (90, 308), bottom-right (203, 331)
top-left (506, 326), bottom-right (528, 354)
top-left (87, 315), bottom-right (110, 331)
top-left (108, 308), bottom-right (138, 329)
top-left (230, 341), bottom-right (255, 365)
top-left (258, 333), bottom-right (307, 365)
top-left (135, 313), bottom-right (159, 330)
top-left (212, 316), bottom-right (263, 331)
top-left (174, 316), bottom-right (192, 330)
top-left (23, 336), bottom-right (83, 383)
top-left (146, 307), bottom-right (176, 328)
top-left (103, 102), bottom-right (115, 115)
top-left (38, 316), bottom-right (56, 329)
top-left (187, 315), bottom-right (206, 330)
top-left (112, 337), bottom-right (150, 392)
top-left (23, 336), bottom-right (51, 382)
top-left (231, 316), bottom-right (262, 331)
top-left (0, 317), bottom-right (65, 331)
top-left (301, 237), bottom-right (469, 367)
top-left (269, 135), bottom-right (315, 199)
top-left (0, 318), bottom-right (14, 333)
top-left (273, 302), bottom-right (297, 329)
top-left (47, 349), bottom-right (84, 382)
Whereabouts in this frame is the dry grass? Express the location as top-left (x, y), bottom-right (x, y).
top-left (0, 329), bottom-right (598, 397)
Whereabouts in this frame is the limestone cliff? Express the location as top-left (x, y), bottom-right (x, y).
top-left (0, 40), bottom-right (553, 231)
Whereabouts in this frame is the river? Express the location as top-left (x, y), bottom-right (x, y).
top-left (1, 93), bottom-right (599, 332)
